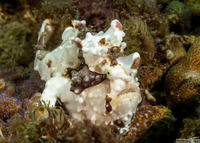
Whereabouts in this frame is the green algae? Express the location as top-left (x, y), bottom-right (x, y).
top-left (180, 118), bottom-right (200, 138)
top-left (167, 1), bottom-right (191, 22)
top-left (185, 0), bottom-right (200, 16)
top-left (0, 21), bottom-right (33, 67)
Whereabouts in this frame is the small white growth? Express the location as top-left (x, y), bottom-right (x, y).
top-left (136, 123), bottom-right (140, 127)
top-left (145, 89), bottom-right (156, 103)
top-left (34, 19), bottom-right (142, 132)
top-left (37, 19), bottom-right (55, 47)
top-left (166, 49), bottom-right (174, 60)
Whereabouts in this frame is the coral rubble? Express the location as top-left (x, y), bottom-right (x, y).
top-left (2, 102), bottom-right (131, 143)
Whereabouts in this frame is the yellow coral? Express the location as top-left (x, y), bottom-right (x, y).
top-left (35, 106), bottom-right (49, 121)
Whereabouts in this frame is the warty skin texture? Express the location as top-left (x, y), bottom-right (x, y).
top-left (34, 19), bottom-right (141, 132)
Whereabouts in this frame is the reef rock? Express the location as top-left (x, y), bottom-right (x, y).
top-left (127, 105), bottom-right (176, 142)
top-left (165, 37), bottom-right (200, 108)
top-left (34, 19), bottom-right (141, 131)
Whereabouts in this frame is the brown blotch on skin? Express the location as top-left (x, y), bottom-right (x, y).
top-left (74, 22), bottom-right (89, 40)
top-left (113, 119), bottom-right (125, 128)
top-left (105, 95), bottom-right (112, 114)
top-left (75, 22), bottom-right (85, 29)
top-left (132, 57), bottom-right (140, 69)
top-left (99, 38), bottom-right (106, 45)
top-left (70, 67), bottom-right (106, 94)
top-left (108, 46), bottom-right (123, 66)
top-left (72, 39), bottom-right (82, 48)
top-left (94, 59), bottom-right (108, 72)
top-left (115, 21), bottom-right (122, 31)
top-left (46, 60), bottom-right (52, 68)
